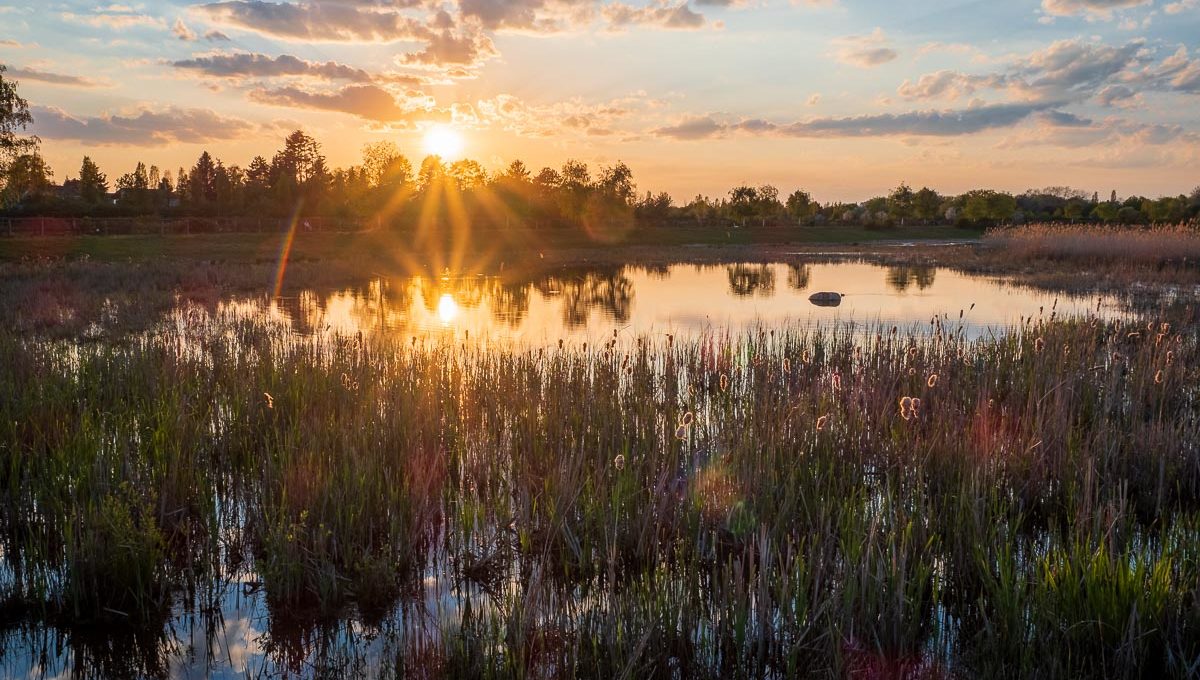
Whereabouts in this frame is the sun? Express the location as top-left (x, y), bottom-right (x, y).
top-left (423, 126), bottom-right (464, 159)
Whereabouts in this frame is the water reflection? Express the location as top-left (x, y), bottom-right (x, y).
top-left (786, 264), bottom-right (812, 291)
top-left (727, 264), bottom-right (776, 298)
top-left (262, 261), bottom-right (1125, 344)
top-left (886, 264), bottom-right (937, 292)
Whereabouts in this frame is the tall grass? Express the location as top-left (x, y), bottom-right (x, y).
top-left (985, 222), bottom-right (1200, 264)
top-left (1, 306), bottom-right (1199, 677)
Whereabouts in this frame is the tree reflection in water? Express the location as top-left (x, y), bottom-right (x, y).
top-left (727, 264), bottom-right (776, 298)
top-left (535, 267), bottom-right (634, 328)
top-left (787, 264), bottom-right (812, 291)
top-left (885, 265), bottom-right (937, 293)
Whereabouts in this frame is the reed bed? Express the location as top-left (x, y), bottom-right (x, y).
top-left (985, 222), bottom-right (1200, 265)
top-left (1, 308), bottom-right (1199, 678)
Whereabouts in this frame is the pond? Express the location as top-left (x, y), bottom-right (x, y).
top-left (231, 260), bottom-right (1126, 345)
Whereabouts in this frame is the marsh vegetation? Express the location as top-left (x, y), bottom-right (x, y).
top-left (1, 263), bottom-right (1197, 677)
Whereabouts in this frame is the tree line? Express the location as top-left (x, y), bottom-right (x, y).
top-left (3, 66), bottom-right (1199, 230)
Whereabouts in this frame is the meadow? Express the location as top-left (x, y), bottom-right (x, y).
top-left (0, 224), bottom-right (1198, 678)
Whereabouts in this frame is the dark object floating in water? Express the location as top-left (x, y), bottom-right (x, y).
top-left (809, 292), bottom-right (843, 307)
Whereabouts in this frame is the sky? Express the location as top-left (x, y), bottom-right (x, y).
top-left (1, 0), bottom-right (1198, 202)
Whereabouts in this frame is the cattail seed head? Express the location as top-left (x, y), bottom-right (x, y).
top-left (613, 455), bottom-right (626, 471)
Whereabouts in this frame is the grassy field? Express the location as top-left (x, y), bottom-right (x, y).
top-left (1, 302), bottom-right (1198, 677)
top-left (0, 223), bottom-right (982, 264)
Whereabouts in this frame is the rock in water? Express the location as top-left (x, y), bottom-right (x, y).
top-left (809, 292), bottom-right (843, 307)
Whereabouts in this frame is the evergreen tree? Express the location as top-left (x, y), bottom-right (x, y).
top-left (78, 156), bottom-right (108, 204)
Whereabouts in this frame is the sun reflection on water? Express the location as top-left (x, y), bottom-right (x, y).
top-left (436, 293), bottom-right (460, 325)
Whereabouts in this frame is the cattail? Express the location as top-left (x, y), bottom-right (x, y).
top-left (558, 339), bottom-right (564, 349)
top-left (1155, 370), bottom-right (1164, 385)
top-left (832, 372), bottom-right (842, 391)
top-left (674, 424), bottom-right (688, 440)
top-left (927, 373), bottom-right (939, 388)
top-left (613, 454), bottom-right (626, 471)
top-left (783, 358), bottom-right (791, 372)
top-left (1166, 351), bottom-right (1174, 365)
top-left (681, 411), bottom-right (694, 426)
top-left (720, 374), bottom-right (729, 391)
top-left (263, 392), bottom-right (274, 409)
top-left (1034, 337), bottom-right (1045, 354)
top-left (816, 415), bottom-right (829, 431)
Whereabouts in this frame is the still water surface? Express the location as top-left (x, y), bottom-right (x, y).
top-left (255, 261), bottom-right (1124, 345)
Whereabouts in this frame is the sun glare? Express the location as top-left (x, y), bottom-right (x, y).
top-left (423, 126), bottom-right (464, 159)
top-left (437, 293), bottom-right (460, 324)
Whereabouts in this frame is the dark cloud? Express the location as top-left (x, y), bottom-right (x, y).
top-left (30, 105), bottom-right (258, 145)
top-left (249, 83), bottom-right (446, 123)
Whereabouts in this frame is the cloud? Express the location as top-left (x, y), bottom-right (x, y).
top-left (249, 84), bottom-right (446, 123)
top-left (458, 0), bottom-right (597, 32)
top-left (30, 104), bottom-right (259, 145)
top-left (61, 10), bottom-right (165, 30)
top-left (6, 66), bottom-right (109, 88)
top-left (831, 28), bottom-right (897, 67)
top-left (602, 1), bottom-right (709, 30)
top-left (1001, 111), bottom-right (1194, 149)
top-left (897, 39), bottom-right (1157, 106)
top-left (898, 70), bottom-right (1009, 101)
top-left (173, 18), bottom-right (198, 41)
top-left (397, 19), bottom-right (499, 67)
top-left (1164, 0), bottom-right (1199, 13)
top-left (196, 1), bottom-right (429, 42)
top-left (651, 115), bottom-right (726, 139)
top-left (204, 29), bottom-right (231, 41)
top-left (652, 101), bottom-right (1058, 140)
top-left (1095, 83), bottom-right (1142, 107)
top-left (173, 52), bottom-right (424, 86)
top-left (1040, 0), bottom-right (1152, 17)
top-left (1009, 39), bottom-right (1144, 100)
